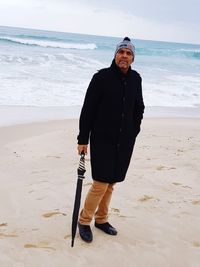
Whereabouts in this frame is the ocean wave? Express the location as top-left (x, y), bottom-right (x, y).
top-left (0, 53), bottom-right (104, 68)
top-left (179, 48), bottom-right (200, 59)
top-left (180, 48), bottom-right (200, 53)
top-left (0, 36), bottom-right (97, 50)
top-left (136, 47), bottom-right (200, 59)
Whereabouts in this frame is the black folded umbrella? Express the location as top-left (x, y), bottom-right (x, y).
top-left (71, 152), bottom-right (86, 247)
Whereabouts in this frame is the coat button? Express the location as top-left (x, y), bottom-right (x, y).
top-left (123, 97), bottom-right (125, 102)
top-left (121, 113), bottom-right (124, 117)
top-left (119, 128), bottom-right (122, 132)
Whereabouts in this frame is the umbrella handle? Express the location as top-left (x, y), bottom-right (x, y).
top-left (77, 150), bottom-right (86, 176)
top-left (80, 150), bottom-right (85, 160)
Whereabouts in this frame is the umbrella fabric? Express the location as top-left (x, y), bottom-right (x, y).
top-left (71, 152), bottom-right (86, 247)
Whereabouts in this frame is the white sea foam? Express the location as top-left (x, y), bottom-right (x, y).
top-left (143, 86), bottom-right (199, 107)
top-left (0, 50), bottom-right (105, 107)
top-left (180, 48), bottom-right (200, 53)
top-left (0, 26), bottom-right (200, 108)
top-left (0, 52), bottom-right (104, 69)
top-left (0, 36), bottom-right (97, 50)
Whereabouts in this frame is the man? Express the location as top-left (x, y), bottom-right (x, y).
top-left (77, 37), bottom-right (145, 243)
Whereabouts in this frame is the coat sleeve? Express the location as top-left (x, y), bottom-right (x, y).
top-left (133, 76), bottom-right (145, 137)
top-left (77, 73), bottom-right (102, 144)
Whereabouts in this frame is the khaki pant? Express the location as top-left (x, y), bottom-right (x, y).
top-left (79, 180), bottom-right (115, 225)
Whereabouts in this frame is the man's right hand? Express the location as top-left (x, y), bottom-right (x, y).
top-left (77, 144), bottom-right (88, 155)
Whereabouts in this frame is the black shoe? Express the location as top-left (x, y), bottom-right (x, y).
top-left (78, 222), bottom-right (93, 243)
top-left (95, 222), bottom-right (117, 235)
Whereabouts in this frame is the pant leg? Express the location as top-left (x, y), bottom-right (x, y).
top-left (79, 180), bottom-right (109, 225)
top-left (94, 183), bottom-right (115, 224)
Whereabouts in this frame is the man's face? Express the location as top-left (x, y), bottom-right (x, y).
top-left (115, 48), bottom-right (134, 73)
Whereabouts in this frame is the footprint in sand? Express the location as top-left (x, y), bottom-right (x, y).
top-left (46, 155), bottom-right (61, 159)
top-left (37, 196), bottom-right (48, 201)
top-left (42, 211), bottom-right (67, 218)
top-left (138, 195), bottom-right (160, 202)
top-left (192, 200), bottom-right (200, 205)
top-left (193, 241), bottom-right (200, 247)
top-left (24, 241), bottom-right (55, 251)
top-left (110, 208), bottom-right (134, 218)
top-left (0, 224), bottom-right (18, 238)
top-left (172, 183), bottom-right (192, 189)
top-left (0, 223), bottom-right (7, 227)
top-left (182, 185), bottom-right (192, 189)
top-left (156, 165), bottom-right (165, 170)
top-left (64, 234), bottom-right (71, 239)
top-left (110, 208), bottom-right (123, 217)
top-left (172, 182), bottom-right (192, 189)
top-left (110, 208), bottom-right (121, 217)
top-left (111, 208), bottom-right (120, 213)
top-left (177, 149), bottom-right (184, 152)
top-left (13, 151), bottom-right (20, 157)
top-left (0, 233), bottom-right (18, 238)
top-left (173, 182), bottom-right (182, 186)
top-left (156, 165), bottom-right (176, 171)
top-left (37, 180), bottom-right (50, 184)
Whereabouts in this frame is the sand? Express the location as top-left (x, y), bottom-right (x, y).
top-left (0, 117), bottom-right (200, 267)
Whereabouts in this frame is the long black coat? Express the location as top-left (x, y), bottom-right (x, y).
top-left (78, 60), bottom-right (145, 183)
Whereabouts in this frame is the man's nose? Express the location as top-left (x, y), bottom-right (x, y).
top-left (122, 52), bottom-right (128, 57)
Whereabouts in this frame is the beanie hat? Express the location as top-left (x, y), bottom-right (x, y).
top-left (115, 37), bottom-right (135, 57)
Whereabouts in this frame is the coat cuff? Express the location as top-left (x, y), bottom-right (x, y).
top-left (77, 134), bottom-right (89, 145)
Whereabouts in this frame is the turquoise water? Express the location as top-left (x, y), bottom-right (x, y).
top-left (0, 25), bottom-right (200, 107)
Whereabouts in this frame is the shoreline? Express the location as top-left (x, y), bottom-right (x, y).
top-left (0, 105), bottom-right (200, 127)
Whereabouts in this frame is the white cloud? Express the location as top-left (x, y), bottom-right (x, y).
top-left (0, 0), bottom-right (199, 44)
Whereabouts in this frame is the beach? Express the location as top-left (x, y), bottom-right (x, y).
top-left (0, 25), bottom-right (200, 267)
top-left (0, 109), bottom-right (200, 267)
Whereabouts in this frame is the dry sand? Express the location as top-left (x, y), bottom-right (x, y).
top-left (0, 118), bottom-right (200, 267)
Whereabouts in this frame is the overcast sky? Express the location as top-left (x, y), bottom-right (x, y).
top-left (0, 0), bottom-right (199, 44)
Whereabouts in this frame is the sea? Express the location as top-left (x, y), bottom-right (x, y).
top-left (0, 25), bottom-right (200, 109)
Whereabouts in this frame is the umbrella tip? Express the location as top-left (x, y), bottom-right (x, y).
top-left (71, 240), bottom-right (74, 247)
